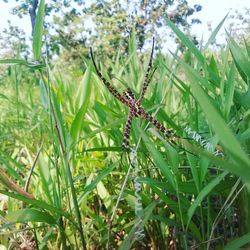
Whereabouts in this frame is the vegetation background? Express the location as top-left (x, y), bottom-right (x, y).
top-left (0, 0), bottom-right (250, 249)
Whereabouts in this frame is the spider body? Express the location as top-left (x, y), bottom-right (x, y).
top-left (122, 88), bottom-right (142, 117)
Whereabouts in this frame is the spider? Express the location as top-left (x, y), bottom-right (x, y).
top-left (90, 39), bottom-right (179, 152)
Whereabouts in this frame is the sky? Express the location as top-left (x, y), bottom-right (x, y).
top-left (188, 0), bottom-right (249, 44)
top-left (0, 0), bottom-right (249, 50)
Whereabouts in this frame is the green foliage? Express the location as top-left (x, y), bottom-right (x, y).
top-left (0, 17), bottom-right (250, 249)
top-left (3, 0), bottom-right (202, 62)
top-left (0, 22), bottom-right (28, 58)
top-left (6, 208), bottom-right (56, 224)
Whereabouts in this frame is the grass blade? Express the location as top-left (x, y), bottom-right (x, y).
top-left (70, 66), bottom-right (92, 140)
top-left (173, 55), bottom-right (250, 180)
top-left (0, 59), bottom-right (45, 69)
top-left (187, 171), bottom-right (228, 227)
top-left (0, 190), bottom-right (71, 220)
top-left (204, 14), bottom-right (228, 49)
top-left (6, 208), bottom-right (56, 224)
top-left (138, 126), bottom-right (175, 189)
top-left (224, 232), bottom-right (250, 250)
top-left (164, 17), bottom-right (204, 64)
top-left (33, 0), bottom-right (45, 60)
top-left (228, 34), bottom-right (250, 82)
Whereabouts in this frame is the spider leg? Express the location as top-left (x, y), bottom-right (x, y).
top-left (137, 38), bottom-right (156, 105)
top-left (90, 48), bottom-right (129, 106)
top-left (122, 111), bottom-right (134, 151)
top-left (141, 109), bottom-right (178, 146)
top-left (141, 110), bottom-right (200, 155)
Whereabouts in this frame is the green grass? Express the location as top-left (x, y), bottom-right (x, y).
top-left (0, 17), bottom-right (250, 249)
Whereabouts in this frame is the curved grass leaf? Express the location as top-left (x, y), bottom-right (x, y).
top-left (204, 14), bottom-right (228, 49)
top-left (37, 155), bottom-right (53, 204)
top-left (228, 34), bottom-right (250, 82)
top-left (6, 208), bottom-right (56, 224)
top-left (224, 63), bottom-right (236, 118)
top-left (224, 233), bottom-right (250, 250)
top-left (187, 171), bottom-right (228, 227)
top-left (78, 163), bottom-right (116, 204)
top-left (0, 190), bottom-right (71, 221)
top-left (0, 93), bottom-right (9, 100)
top-left (71, 66), bottom-right (92, 140)
top-left (51, 89), bottom-right (67, 150)
top-left (0, 59), bottom-right (45, 69)
top-left (164, 17), bottom-right (204, 64)
top-left (235, 88), bottom-right (250, 109)
top-left (77, 117), bottom-right (126, 143)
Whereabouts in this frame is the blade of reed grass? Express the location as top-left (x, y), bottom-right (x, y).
top-left (78, 163), bottom-right (116, 204)
top-left (207, 56), bottom-right (220, 86)
top-left (77, 117), bottom-right (126, 142)
top-left (39, 228), bottom-right (54, 249)
top-left (164, 17), bottom-right (204, 64)
top-left (128, 28), bottom-right (139, 88)
top-left (145, 184), bottom-right (185, 211)
top-left (45, 72), bottom-right (84, 248)
top-left (163, 63), bottom-right (193, 97)
top-left (135, 181), bottom-right (202, 241)
top-left (37, 155), bottom-right (53, 204)
top-left (0, 190), bottom-right (71, 220)
top-left (140, 177), bottom-right (198, 195)
top-left (228, 34), bottom-right (250, 82)
top-left (0, 59), bottom-right (45, 69)
top-left (165, 17), bottom-right (224, 90)
top-left (224, 232), bottom-right (250, 250)
top-left (138, 126), bottom-right (175, 189)
top-left (224, 63), bottom-right (236, 118)
top-left (187, 171), bottom-right (228, 228)
top-left (32, 0), bottom-right (45, 60)
top-left (70, 66), bottom-right (92, 140)
top-left (82, 146), bottom-right (122, 152)
top-left (204, 14), bottom-right (228, 49)
top-left (6, 208), bottom-right (56, 224)
top-left (148, 128), bottom-right (179, 173)
top-left (51, 90), bottom-right (67, 151)
top-left (235, 88), bottom-right (250, 109)
top-left (0, 151), bottom-right (26, 182)
top-left (39, 77), bottom-right (49, 109)
top-left (186, 153), bottom-right (201, 191)
top-left (181, 139), bottom-right (248, 177)
top-left (0, 93), bottom-right (9, 100)
top-left (244, 38), bottom-right (250, 58)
